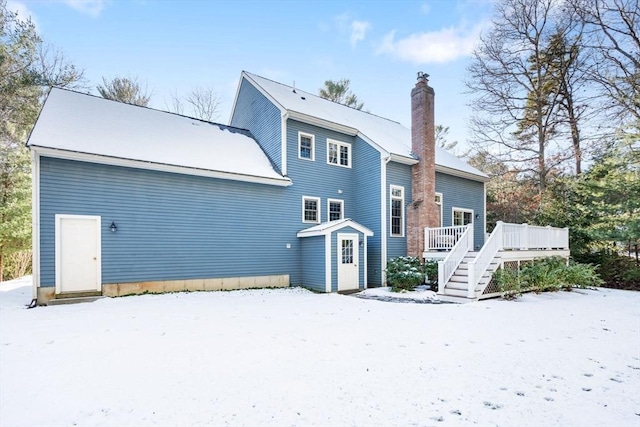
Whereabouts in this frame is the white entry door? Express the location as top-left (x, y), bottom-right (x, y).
top-left (55, 215), bottom-right (102, 294)
top-left (337, 233), bottom-right (359, 291)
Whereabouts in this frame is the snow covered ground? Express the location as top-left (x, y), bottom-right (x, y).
top-left (1, 277), bottom-right (639, 427)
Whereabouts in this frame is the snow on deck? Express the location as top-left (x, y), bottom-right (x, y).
top-left (27, 88), bottom-right (287, 183)
top-left (245, 72), bottom-right (488, 180)
top-left (1, 277), bottom-right (639, 426)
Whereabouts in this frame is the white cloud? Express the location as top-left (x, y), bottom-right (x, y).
top-left (420, 2), bottom-right (431, 15)
top-left (62, 0), bottom-right (108, 17)
top-left (6, 0), bottom-right (38, 27)
top-left (376, 23), bottom-right (487, 64)
top-left (350, 20), bottom-right (371, 48)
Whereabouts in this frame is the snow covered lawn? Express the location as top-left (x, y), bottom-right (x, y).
top-left (1, 277), bottom-right (639, 426)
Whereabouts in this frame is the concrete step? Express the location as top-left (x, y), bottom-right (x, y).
top-left (440, 288), bottom-right (481, 299)
top-left (54, 291), bottom-right (102, 299)
top-left (437, 294), bottom-right (478, 304)
top-left (47, 296), bottom-right (105, 306)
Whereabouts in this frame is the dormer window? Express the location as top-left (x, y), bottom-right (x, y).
top-left (327, 139), bottom-right (351, 168)
top-left (298, 132), bottom-right (315, 161)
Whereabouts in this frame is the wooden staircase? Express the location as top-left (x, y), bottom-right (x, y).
top-left (439, 252), bottom-right (502, 303)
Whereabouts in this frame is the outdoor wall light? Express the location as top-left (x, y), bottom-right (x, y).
top-left (338, 189), bottom-right (343, 194)
top-left (475, 214), bottom-right (480, 219)
top-left (110, 221), bottom-right (118, 233)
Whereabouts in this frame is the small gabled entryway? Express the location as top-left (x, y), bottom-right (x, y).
top-left (297, 219), bottom-right (373, 293)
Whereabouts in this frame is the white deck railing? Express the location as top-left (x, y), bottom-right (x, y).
top-left (467, 222), bottom-right (504, 298)
top-left (502, 223), bottom-right (569, 250)
top-left (426, 222), bottom-right (570, 299)
top-left (437, 225), bottom-right (473, 293)
top-left (425, 225), bottom-right (469, 250)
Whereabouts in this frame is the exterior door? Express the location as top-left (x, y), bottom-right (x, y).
top-left (55, 215), bottom-right (101, 294)
top-left (337, 233), bottom-right (359, 291)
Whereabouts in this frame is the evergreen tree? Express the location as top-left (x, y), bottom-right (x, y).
top-left (97, 76), bottom-right (151, 106)
top-left (318, 79), bottom-right (364, 110)
top-left (0, 0), bottom-right (84, 280)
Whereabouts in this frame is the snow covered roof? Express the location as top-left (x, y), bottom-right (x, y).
top-left (296, 218), bottom-right (374, 237)
top-left (27, 88), bottom-right (291, 186)
top-left (241, 72), bottom-right (488, 181)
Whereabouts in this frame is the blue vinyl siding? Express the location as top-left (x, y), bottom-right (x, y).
top-left (386, 161), bottom-right (412, 260)
top-left (39, 157), bottom-right (302, 287)
top-left (436, 172), bottom-right (485, 248)
top-left (300, 235), bottom-right (325, 292)
top-left (353, 136), bottom-right (383, 286)
top-left (230, 78), bottom-right (282, 171)
top-left (286, 121), bottom-right (383, 286)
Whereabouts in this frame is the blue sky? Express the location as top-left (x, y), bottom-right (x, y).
top-left (9, 0), bottom-right (496, 148)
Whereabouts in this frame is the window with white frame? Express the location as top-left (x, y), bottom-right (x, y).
top-left (302, 196), bottom-right (320, 223)
top-left (390, 185), bottom-right (404, 237)
top-left (328, 199), bottom-right (344, 221)
top-left (453, 207), bottom-right (473, 226)
top-left (298, 132), bottom-right (315, 161)
top-left (327, 139), bottom-right (351, 168)
top-left (435, 192), bottom-right (443, 227)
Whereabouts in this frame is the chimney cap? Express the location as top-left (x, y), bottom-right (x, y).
top-left (417, 71), bottom-right (429, 81)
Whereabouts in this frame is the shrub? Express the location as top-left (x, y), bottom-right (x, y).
top-left (558, 261), bottom-right (604, 290)
top-left (424, 259), bottom-right (439, 292)
top-left (493, 267), bottom-right (521, 300)
top-left (498, 256), bottom-right (605, 299)
top-left (386, 256), bottom-right (425, 292)
top-left (520, 256), bottom-right (565, 292)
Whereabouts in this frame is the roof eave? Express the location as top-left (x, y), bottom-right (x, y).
top-left (435, 164), bottom-right (490, 182)
top-left (31, 146), bottom-right (293, 187)
top-left (287, 111), bottom-right (358, 136)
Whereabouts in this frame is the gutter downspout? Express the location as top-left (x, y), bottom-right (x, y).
top-left (281, 112), bottom-right (289, 176)
top-left (380, 154), bottom-right (392, 285)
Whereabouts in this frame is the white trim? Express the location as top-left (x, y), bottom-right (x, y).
top-left (381, 156), bottom-right (389, 285)
top-left (389, 153), bottom-right (419, 165)
top-left (326, 139), bottom-right (352, 168)
top-left (302, 196), bottom-right (321, 224)
top-left (435, 164), bottom-right (489, 182)
top-left (281, 112), bottom-right (288, 176)
top-left (390, 185), bottom-right (405, 237)
top-left (324, 235), bottom-right (331, 293)
top-left (435, 192), bottom-right (443, 227)
top-left (327, 198), bottom-right (344, 221)
top-left (55, 214), bottom-right (102, 294)
top-left (483, 182), bottom-right (487, 240)
top-left (363, 236), bottom-right (368, 289)
top-left (297, 218), bottom-right (373, 238)
top-left (298, 131), bottom-right (315, 161)
top-left (31, 150), bottom-right (40, 299)
top-left (452, 207), bottom-right (474, 226)
top-left (30, 147), bottom-right (292, 187)
top-left (288, 110), bottom-right (358, 136)
top-left (337, 232), bottom-right (359, 291)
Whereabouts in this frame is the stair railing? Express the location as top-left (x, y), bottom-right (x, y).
top-left (437, 224), bottom-right (473, 294)
top-left (466, 221), bottom-right (504, 298)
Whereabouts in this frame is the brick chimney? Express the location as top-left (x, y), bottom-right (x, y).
top-left (407, 72), bottom-right (439, 258)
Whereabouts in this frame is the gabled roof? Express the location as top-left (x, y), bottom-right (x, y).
top-left (28, 88), bottom-right (291, 186)
top-left (296, 218), bottom-right (374, 238)
top-left (239, 71), bottom-right (488, 181)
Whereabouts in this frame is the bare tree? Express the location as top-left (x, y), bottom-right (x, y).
top-left (97, 76), bottom-right (151, 106)
top-left (167, 87), bottom-right (222, 122)
top-left (186, 87), bottom-right (221, 122)
top-left (466, 0), bottom-right (583, 192)
top-left (570, 0), bottom-right (640, 124)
